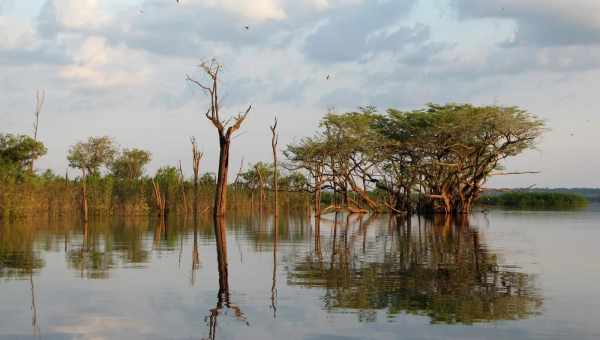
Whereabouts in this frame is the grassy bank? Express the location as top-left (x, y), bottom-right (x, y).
top-left (479, 192), bottom-right (589, 210)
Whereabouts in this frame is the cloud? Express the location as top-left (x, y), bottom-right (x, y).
top-left (0, 14), bottom-right (71, 66)
top-left (303, 0), bottom-right (421, 63)
top-left (452, 0), bottom-right (600, 46)
top-left (35, 0), bottom-right (111, 42)
top-left (199, 0), bottom-right (287, 21)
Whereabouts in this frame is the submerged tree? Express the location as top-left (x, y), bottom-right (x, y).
top-left (287, 104), bottom-right (545, 215)
top-left (375, 104), bottom-right (545, 213)
top-left (191, 137), bottom-right (204, 217)
top-left (186, 59), bottom-right (251, 219)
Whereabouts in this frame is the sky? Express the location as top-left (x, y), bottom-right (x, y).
top-left (1, 0), bottom-right (599, 188)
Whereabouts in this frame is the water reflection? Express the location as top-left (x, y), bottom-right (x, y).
top-left (0, 211), bottom-right (545, 339)
top-left (290, 214), bottom-right (542, 324)
top-left (203, 216), bottom-right (249, 340)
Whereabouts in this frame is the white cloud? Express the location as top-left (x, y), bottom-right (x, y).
top-left (48, 0), bottom-right (110, 29)
top-left (60, 36), bottom-right (149, 87)
top-left (0, 15), bottom-right (35, 48)
top-left (195, 0), bottom-right (287, 21)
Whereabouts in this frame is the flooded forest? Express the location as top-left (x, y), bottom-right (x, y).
top-left (2, 3), bottom-right (599, 339)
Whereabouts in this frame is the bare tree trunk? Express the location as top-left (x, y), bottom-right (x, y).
top-left (178, 160), bottom-right (189, 215)
top-left (215, 138), bottom-right (230, 218)
top-left (191, 137), bottom-right (203, 217)
top-left (314, 183), bottom-right (322, 217)
top-left (30, 90), bottom-right (45, 173)
top-left (152, 178), bottom-right (166, 217)
top-left (81, 170), bottom-right (88, 223)
top-left (270, 117), bottom-right (279, 217)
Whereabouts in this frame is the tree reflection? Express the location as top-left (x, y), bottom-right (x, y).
top-left (271, 214), bottom-right (279, 319)
top-left (202, 216), bottom-right (249, 340)
top-left (0, 223), bottom-right (44, 279)
top-left (291, 214), bottom-right (543, 324)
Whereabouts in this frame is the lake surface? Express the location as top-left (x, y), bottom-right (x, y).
top-left (1, 207), bottom-right (599, 340)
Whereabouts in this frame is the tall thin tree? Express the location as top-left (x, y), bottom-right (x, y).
top-left (270, 117), bottom-right (279, 217)
top-left (190, 137), bottom-right (203, 217)
top-left (31, 90), bottom-right (45, 172)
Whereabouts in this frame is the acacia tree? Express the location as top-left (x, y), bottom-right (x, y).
top-left (288, 104), bottom-right (544, 215)
top-left (186, 59), bottom-right (251, 218)
top-left (285, 136), bottom-right (329, 217)
top-left (67, 136), bottom-right (117, 222)
top-left (320, 109), bottom-right (381, 213)
top-left (376, 104), bottom-right (544, 214)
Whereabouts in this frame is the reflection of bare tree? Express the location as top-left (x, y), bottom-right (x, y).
top-left (191, 219), bottom-right (200, 286)
top-left (270, 215), bottom-right (279, 319)
top-left (30, 272), bottom-right (39, 337)
top-left (314, 215), bottom-right (321, 258)
top-left (202, 216), bottom-right (249, 340)
top-left (153, 218), bottom-right (166, 250)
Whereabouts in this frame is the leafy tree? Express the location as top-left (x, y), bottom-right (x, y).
top-left (287, 104), bottom-right (545, 215)
top-left (110, 148), bottom-right (152, 180)
top-left (67, 136), bottom-right (117, 177)
top-left (66, 136), bottom-right (117, 222)
top-left (0, 134), bottom-right (47, 179)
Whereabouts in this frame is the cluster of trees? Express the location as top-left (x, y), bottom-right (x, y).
top-left (0, 132), bottom-right (309, 219)
top-left (287, 104), bottom-right (545, 215)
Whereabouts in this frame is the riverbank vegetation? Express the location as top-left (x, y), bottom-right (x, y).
top-left (1, 103), bottom-right (545, 220)
top-left (479, 192), bottom-right (589, 210)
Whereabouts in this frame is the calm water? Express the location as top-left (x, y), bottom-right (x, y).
top-left (1, 207), bottom-right (599, 339)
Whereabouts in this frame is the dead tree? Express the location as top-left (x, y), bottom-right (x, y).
top-left (31, 90), bottom-right (45, 172)
top-left (152, 177), bottom-right (166, 217)
top-left (191, 137), bottom-right (203, 216)
top-left (186, 59), bottom-right (251, 219)
top-left (178, 160), bottom-right (189, 215)
top-left (270, 117), bottom-right (279, 217)
top-left (81, 169), bottom-right (89, 223)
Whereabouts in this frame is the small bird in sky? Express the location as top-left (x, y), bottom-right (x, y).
top-left (244, 26), bottom-right (250, 30)
top-left (326, 75), bottom-right (330, 80)
top-left (139, 9), bottom-right (144, 14)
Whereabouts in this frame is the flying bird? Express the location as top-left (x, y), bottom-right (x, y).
top-left (244, 26), bottom-right (250, 30)
top-left (326, 75), bottom-right (330, 80)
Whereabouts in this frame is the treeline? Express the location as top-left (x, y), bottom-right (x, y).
top-left (1, 102), bottom-right (545, 219)
top-left (287, 104), bottom-right (544, 215)
top-left (0, 134), bottom-right (310, 220)
top-left (479, 192), bottom-right (588, 210)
